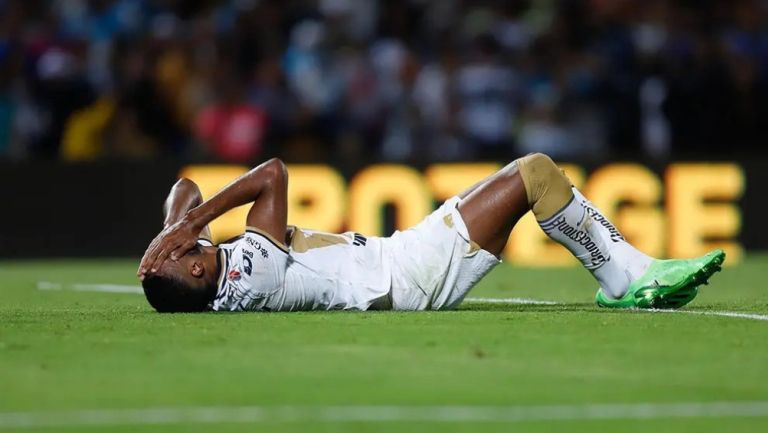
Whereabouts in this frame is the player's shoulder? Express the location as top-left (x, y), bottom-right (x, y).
top-left (213, 234), bottom-right (243, 250)
top-left (244, 227), bottom-right (290, 256)
top-left (209, 229), bottom-right (290, 281)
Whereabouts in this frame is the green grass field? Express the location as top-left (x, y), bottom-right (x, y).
top-left (1, 255), bottom-right (767, 432)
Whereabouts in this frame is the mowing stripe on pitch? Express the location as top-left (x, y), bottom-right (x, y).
top-left (2, 401), bottom-right (768, 428)
top-left (35, 283), bottom-right (768, 322)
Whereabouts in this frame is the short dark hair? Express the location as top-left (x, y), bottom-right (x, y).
top-left (142, 272), bottom-right (214, 313)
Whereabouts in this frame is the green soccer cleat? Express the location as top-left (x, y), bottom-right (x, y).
top-left (595, 249), bottom-right (726, 309)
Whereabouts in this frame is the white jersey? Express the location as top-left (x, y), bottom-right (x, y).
top-left (210, 227), bottom-right (392, 312)
top-left (209, 196), bottom-right (499, 312)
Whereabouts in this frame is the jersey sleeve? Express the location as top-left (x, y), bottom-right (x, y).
top-left (197, 238), bottom-right (214, 247)
top-left (230, 228), bottom-right (289, 297)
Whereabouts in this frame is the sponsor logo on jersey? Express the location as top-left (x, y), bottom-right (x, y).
top-left (228, 268), bottom-right (242, 282)
top-left (246, 237), bottom-right (270, 258)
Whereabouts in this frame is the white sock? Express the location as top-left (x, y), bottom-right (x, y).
top-left (538, 188), bottom-right (653, 298)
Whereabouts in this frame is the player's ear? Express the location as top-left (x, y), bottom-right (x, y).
top-left (190, 261), bottom-right (204, 278)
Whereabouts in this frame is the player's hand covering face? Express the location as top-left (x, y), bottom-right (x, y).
top-left (138, 220), bottom-right (200, 280)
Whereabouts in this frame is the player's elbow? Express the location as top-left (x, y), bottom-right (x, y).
top-left (173, 177), bottom-right (203, 200)
top-left (262, 158), bottom-right (288, 186)
top-left (174, 177), bottom-right (193, 188)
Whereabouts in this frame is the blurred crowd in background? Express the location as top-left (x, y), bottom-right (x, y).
top-left (1, 0), bottom-right (767, 164)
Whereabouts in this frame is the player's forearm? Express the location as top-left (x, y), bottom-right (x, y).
top-left (183, 158), bottom-right (283, 230)
top-left (163, 179), bottom-right (204, 228)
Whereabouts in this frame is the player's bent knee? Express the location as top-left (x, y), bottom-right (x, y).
top-left (516, 153), bottom-right (573, 221)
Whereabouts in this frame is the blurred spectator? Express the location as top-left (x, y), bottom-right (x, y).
top-left (61, 96), bottom-right (114, 160)
top-left (456, 33), bottom-right (519, 159)
top-left (30, 46), bottom-right (96, 158)
top-left (194, 67), bottom-right (268, 163)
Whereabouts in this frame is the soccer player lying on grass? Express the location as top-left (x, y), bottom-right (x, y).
top-left (137, 154), bottom-right (725, 313)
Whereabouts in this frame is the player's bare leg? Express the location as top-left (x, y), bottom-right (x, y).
top-left (458, 153), bottom-right (725, 309)
top-left (456, 162), bottom-right (529, 256)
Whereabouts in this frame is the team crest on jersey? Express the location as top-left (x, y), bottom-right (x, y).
top-left (228, 267), bottom-right (242, 282)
